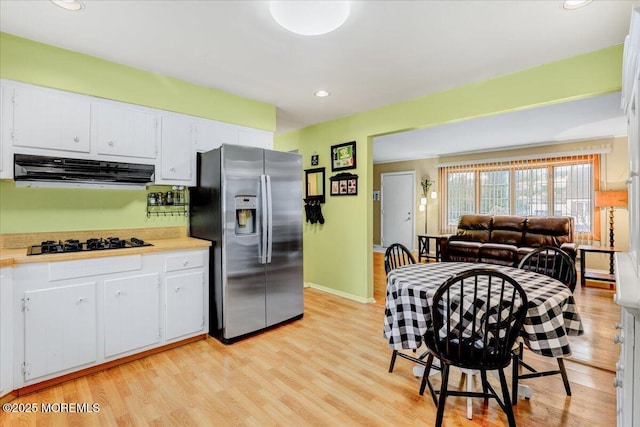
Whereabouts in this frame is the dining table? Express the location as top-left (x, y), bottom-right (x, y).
top-left (383, 261), bottom-right (584, 409)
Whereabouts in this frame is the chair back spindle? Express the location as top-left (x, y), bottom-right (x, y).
top-left (518, 246), bottom-right (576, 292)
top-left (384, 243), bottom-right (416, 275)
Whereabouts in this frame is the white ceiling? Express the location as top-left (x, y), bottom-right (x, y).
top-left (373, 92), bottom-right (628, 163)
top-left (0, 0), bottom-right (633, 161)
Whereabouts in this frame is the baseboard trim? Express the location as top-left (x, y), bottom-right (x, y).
top-left (305, 282), bottom-right (376, 304)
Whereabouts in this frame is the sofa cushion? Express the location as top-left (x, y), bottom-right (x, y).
top-left (490, 215), bottom-right (526, 246)
top-left (447, 241), bottom-right (481, 261)
top-left (454, 214), bottom-right (492, 243)
top-left (479, 243), bottom-right (518, 266)
top-left (524, 216), bottom-right (574, 247)
top-left (516, 247), bottom-right (535, 263)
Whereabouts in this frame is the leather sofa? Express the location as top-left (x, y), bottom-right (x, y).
top-left (440, 215), bottom-right (576, 266)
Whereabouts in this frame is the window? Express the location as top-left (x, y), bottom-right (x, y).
top-left (439, 155), bottom-right (599, 241)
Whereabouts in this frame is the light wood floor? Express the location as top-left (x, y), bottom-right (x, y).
top-left (1, 254), bottom-right (619, 426)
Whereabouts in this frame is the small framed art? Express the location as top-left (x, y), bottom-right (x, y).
top-left (331, 141), bottom-right (356, 172)
top-left (330, 173), bottom-right (358, 196)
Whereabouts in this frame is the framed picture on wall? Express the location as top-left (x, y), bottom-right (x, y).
top-left (330, 173), bottom-right (358, 196)
top-left (331, 141), bottom-right (357, 171)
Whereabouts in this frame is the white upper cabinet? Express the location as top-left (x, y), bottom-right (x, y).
top-left (158, 113), bottom-right (196, 185)
top-left (194, 118), bottom-right (273, 153)
top-left (194, 118), bottom-right (237, 153)
top-left (238, 128), bottom-right (273, 150)
top-left (10, 83), bottom-right (91, 153)
top-left (1, 80), bottom-right (273, 186)
top-left (94, 101), bottom-right (158, 159)
top-left (0, 84), bottom-right (6, 178)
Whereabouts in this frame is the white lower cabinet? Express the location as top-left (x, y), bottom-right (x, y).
top-left (23, 282), bottom-right (97, 382)
top-left (166, 271), bottom-right (205, 341)
top-left (104, 274), bottom-right (160, 358)
top-left (11, 248), bottom-right (208, 390)
top-left (0, 267), bottom-right (13, 398)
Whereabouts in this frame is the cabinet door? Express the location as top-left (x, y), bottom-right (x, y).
top-left (159, 115), bottom-right (193, 182)
top-left (104, 274), bottom-right (160, 358)
top-left (11, 85), bottom-right (91, 153)
top-left (23, 282), bottom-right (96, 381)
top-left (165, 271), bottom-right (205, 340)
top-left (194, 119), bottom-right (237, 153)
top-left (238, 128), bottom-right (273, 150)
top-left (0, 268), bottom-right (12, 396)
top-left (95, 102), bottom-right (157, 159)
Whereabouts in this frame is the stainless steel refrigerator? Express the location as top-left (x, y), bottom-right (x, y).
top-left (190, 144), bottom-right (303, 343)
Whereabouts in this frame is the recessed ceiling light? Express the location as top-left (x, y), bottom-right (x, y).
top-left (270, 1), bottom-right (350, 36)
top-left (51, 0), bottom-right (85, 11)
top-left (314, 90), bottom-right (331, 97)
top-left (563, 0), bottom-right (592, 10)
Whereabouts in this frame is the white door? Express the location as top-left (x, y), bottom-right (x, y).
top-left (12, 85), bottom-right (91, 153)
top-left (24, 282), bottom-right (97, 381)
top-left (159, 114), bottom-right (193, 182)
top-left (165, 271), bottom-right (205, 340)
top-left (95, 102), bottom-right (157, 159)
top-left (381, 171), bottom-right (415, 249)
top-left (103, 273), bottom-right (160, 358)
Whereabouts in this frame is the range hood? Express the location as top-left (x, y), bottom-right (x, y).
top-left (14, 154), bottom-right (155, 190)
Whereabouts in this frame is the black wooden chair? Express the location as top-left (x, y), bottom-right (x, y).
top-left (384, 243), bottom-right (425, 373)
top-left (419, 268), bottom-right (528, 427)
top-left (518, 246), bottom-right (576, 292)
top-left (513, 246), bottom-right (576, 399)
top-left (384, 242), bottom-right (416, 275)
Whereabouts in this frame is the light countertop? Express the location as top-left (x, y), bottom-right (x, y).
top-left (0, 237), bottom-right (212, 268)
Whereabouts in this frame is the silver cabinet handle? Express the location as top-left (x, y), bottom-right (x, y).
top-left (170, 167), bottom-right (176, 172)
top-left (78, 297), bottom-right (84, 303)
top-left (175, 287), bottom-right (181, 292)
top-left (108, 141), bottom-right (114, 147)
top-left (73, 137), bottom-right (79, 143)
top-left (613, 378), bottom-right (623, 388)
top-left (613, 334), bottom-right (623, 344)
top-left (183, 260), bottom-right (189, 267)
top-left (615, 323), bottom-right (622, 330)
top-left (116, 290), bottom-right (121, 297)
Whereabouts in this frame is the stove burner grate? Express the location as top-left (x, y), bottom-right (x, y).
top-left (27, 237), bottom-right (152, 255)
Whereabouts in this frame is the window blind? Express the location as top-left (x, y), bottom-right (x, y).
top-left (439, 154), bottom-right (599, 244)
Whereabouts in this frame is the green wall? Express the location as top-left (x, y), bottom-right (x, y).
top-left (0, 33), bottom-right (276, 234)
top-left (0, 33), bottom-right (275, 130)
top-left (275, 45), bottom-right (623, 302)
top-left (0, 183), bottom-right (184, 233)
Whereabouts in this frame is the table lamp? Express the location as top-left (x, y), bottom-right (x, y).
top-left (594, 189), bottom-right (628, 248)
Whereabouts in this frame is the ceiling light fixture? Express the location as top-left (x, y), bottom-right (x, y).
top-left (51, 0), bottom-right (85, 11)
top-left (563, 0), bottom-right (592, 10)
top-left (269, 1), bottom-right (350, 36)
top-left (314, 90), bottom-right (330, 98)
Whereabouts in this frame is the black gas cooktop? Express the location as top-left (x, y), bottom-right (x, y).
top-left (27, 237), bottom-right (152, 256)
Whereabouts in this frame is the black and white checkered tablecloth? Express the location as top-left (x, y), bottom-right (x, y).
top-left (383, 262), bottom-right (584, 358)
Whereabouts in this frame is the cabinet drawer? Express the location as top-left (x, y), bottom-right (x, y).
top-left (165, 252), bottom-right (205, 272)
top-left (49, 255), bottom-right (142, 281)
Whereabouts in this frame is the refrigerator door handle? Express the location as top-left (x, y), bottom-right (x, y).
top-left (260, 174), bottom-right (268, 264)
top-left (266, 174), bottom-right (273, 263)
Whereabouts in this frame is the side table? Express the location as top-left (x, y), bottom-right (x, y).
top-left (417, 235), bottom-right (449, 263)
top-left (579, 245), bottom-right (621, 289)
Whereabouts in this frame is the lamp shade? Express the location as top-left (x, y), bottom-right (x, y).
top-left (595, 190), bottom-right (628, 208)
